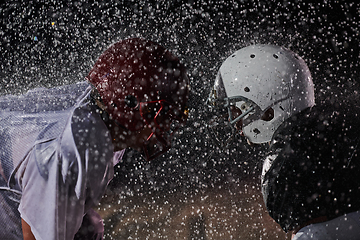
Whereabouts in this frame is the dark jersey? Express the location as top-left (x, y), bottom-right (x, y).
top-left (261, 101), bottom-right (360, 232)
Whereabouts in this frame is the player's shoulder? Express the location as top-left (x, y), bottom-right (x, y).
top-left (0, 81), bottom-right (90, 113)
top-left (293, 211), bottom-right (360, 240)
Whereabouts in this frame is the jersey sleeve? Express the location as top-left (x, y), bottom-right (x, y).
top-left (17, 108), bottom-right (114, 240)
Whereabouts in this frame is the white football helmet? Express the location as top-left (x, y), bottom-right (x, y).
top-left (206, 44), bottom-right (315, 146)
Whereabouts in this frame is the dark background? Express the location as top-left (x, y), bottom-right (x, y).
top-left (1, 1), bottom-right (359, 239)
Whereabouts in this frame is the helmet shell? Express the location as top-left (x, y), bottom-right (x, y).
top-left (217, 44), bottom-right (315, 143)
top-left (87, 38), bottom-right (189, 131)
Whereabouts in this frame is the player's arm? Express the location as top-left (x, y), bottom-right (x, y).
top-left (21, 218), bottom-right (36, 240)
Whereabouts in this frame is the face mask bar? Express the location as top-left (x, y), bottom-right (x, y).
top-left (225, 96), bottom-right (255, 126)
top-left (142, 130), bottom-right (170, 161)
top-left (140, 100), bottom-right (188, 161)
top-left (206, 93), bottom-right (255, 149)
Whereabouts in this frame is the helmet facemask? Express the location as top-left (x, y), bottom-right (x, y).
top-left (140, 100), bottom-right (188, 160)
top-left (206, 73), bottom-right (259, 148)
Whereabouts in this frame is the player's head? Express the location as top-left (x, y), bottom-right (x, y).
top-left (206, 44), bottom-right (315, 147)
top-left (87, 38), bottom-right (189, 160)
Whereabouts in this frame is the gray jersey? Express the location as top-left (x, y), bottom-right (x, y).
top-left (0, 82), bottom-right (124, 240)
top-left (293, 211), bottom-right (360, 240)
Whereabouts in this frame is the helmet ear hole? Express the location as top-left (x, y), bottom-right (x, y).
top-left (261, 107), bottom-right (274, 121)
